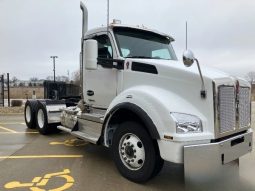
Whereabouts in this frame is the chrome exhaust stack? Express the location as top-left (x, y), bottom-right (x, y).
top-left (80, 1), bottom-right (88, 99)
top-left (80, 1), bottom-right (88, 37)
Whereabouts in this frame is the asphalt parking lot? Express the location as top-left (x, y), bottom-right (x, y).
top-left (0, 103), bottom-right (254, 191)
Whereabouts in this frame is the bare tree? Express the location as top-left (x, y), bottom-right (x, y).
top-left (19, 82), bottom-right (25, 87)
top-left (11, 76), bottom-right (18, 87)
top-left (56, 76), bottom-right (69, 82)
top-left (29, 77), bottom-right (39, 87)
top-left (72, 70), bottom-right (80, 86)
top-left (46, 76), bottom-right (54, 81)
top-left (30, 77), bottom-right (39, 82)
top-left (46, 75), bottom-right (68, 82)
top-left (246, 72), bottom-right (255, 85)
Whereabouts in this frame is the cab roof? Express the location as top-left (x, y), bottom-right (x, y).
top-left (85, 23), bottom-right (174, 42)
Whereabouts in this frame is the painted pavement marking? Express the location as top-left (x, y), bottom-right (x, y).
top-left (0, 122), bottom-right (24, 125)
top-left (0, 155), bottom-right (83, 159)
top-left (0, 125), bottom-right (17, 133)
top-left (0, 132), bottom-right (39, 134)
top-left (50, 139), bottom-right (88, 147)
top-left (5, 169), bottom-right (74, 191)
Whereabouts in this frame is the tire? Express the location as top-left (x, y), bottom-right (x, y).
top-left (24, 100), bottom-right (38, 129)
top-left (36, 102), bottom-right (51, 135)
top-left (111, 121), bottom-right (163, 183)
top-left (151, 154), bottom-right (164, 178)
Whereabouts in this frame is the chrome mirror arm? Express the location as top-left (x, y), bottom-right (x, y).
top-left (195, 58), bottom-right (206, 99)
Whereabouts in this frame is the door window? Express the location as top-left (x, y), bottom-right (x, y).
top-left (93, 35), bottom-right (113, 59)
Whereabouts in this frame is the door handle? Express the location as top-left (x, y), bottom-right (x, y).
top-left (87, 90), bottom-right (94, 96)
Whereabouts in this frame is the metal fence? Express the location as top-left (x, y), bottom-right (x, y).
top-left (0, 75), bottom-right (4, 107)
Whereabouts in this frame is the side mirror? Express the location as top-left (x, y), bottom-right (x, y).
top-left (183, 50), bottom-right (195, 67)
top-left (84, 39), bottom-right (98, 70)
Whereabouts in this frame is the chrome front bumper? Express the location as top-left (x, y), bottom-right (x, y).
top-left (184, 130), bottom-right (253, 181)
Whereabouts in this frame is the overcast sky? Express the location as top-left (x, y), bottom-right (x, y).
top-left (0, 0), bottom-right (254, 80)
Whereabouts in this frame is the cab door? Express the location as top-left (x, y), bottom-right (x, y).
top-left (84, 33), bottom-right (117, 109)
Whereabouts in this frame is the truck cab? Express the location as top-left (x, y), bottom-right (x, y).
top-left (83, 24), bottom-right (177, 109)
top-left (24, 2), bottom-right (253, 183)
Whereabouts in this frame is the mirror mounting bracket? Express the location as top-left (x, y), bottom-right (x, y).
top-left (194, 58), bottom-right (206, 99)
top-left (183, 50), bottom-right (207, 99)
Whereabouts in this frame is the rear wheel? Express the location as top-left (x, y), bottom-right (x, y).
top-left (36, 103), bottom-right (52, 135)
top-left (111, 121), bottom-right (163, 183)
top-left (24, 100), bottom-right (38, 129)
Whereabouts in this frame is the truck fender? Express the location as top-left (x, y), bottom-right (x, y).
top-left (103, 102), bottom-right (160, 141)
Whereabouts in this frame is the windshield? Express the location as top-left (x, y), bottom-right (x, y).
top-left (113, 27), bottom-right (177, 60)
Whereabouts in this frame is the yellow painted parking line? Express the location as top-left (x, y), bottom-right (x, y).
top-left (0, 125), bottom-right (17, 133)
top-left (50, 139), bottom-right (88, 147)
top-left (0, 132), bottom-right (39, 134)
top-left (0, 122), bottom-right (24, 125)
top-left (0, 155), bottom-right (83, 159)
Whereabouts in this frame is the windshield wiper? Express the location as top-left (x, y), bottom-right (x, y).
top-left (125, 56), bottom-right (154, 59)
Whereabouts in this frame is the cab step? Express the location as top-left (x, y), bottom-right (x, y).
top-left (57, 125), bottom-right (99, 144)
top-left (71, 131), bottom-right (98, 144)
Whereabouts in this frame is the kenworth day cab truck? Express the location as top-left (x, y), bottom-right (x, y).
top-left (24, 1), bottom-right (253, 182)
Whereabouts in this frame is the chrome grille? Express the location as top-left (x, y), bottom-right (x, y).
top-left (218, 86), bottom-right (236, 133)
top-left (239, 87), bottom-right (250, 128)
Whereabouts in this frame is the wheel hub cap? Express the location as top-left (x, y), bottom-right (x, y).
top-left (125, 146), bottom-right (134, 158)
top-left (37, 109), bottom-right (45, 128)
top-left (25, 106), bottom-right (31, 122)
top-left (119, 133), bottom-right (145, 171)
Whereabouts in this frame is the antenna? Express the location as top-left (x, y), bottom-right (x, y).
top-left (185, 21), bottom-right (188, 50)
top-left (107, 0), bottom-right (109, 33)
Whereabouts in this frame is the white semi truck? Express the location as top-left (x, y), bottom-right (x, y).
top-left (24, 1), bottom-right (253, 182)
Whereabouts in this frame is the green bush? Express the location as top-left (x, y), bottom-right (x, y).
top-left (11, 100), bottom-right (23, 107)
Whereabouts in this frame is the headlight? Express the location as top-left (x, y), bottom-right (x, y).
top-left (170, 112), bottom-right (203, 134)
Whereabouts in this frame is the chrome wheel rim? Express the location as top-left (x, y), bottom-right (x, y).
top-left (25, 106), bottom-right (31, 123)
top-left (119, 133), bottom-right (145, 171)
top-left (37, 109), bottom-right (45, 128)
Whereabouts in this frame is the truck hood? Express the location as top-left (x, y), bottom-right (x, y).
top-left (127, 58), bottom-right (250, 87)
top-left (120, 58), bottom-right (251, 141)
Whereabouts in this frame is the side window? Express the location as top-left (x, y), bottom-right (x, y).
top-left (151, 49), bottom-right (171, 59)
top-left (93, 35), bottom-right (113, 59)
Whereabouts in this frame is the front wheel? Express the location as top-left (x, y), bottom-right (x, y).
top-left (111, 121), bottom-right (163, 183)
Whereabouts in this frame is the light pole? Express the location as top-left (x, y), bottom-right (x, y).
top-left (50, 56), bottom-right (58, 82)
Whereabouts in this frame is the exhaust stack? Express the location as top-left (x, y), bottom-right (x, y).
top-left (80, 1), bottom-right (88, 99)
top-left (80, 1), bottom-right (88, 37)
